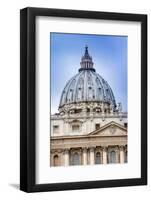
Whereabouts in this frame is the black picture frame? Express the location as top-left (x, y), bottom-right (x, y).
top-left (20, 7), bottom-right (147, 192)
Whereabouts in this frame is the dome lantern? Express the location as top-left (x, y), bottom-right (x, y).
top-left (79, 46), bottom-right (95, 72)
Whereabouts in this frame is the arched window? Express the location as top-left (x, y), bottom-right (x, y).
top-left (109, 151), bottom-right (116, 163)
top-left (124, 151), bottom-right (127, 163)
top-left (71, 152), bottom-right (80, 165)
top-left (53, 155), bottom-right (59, 166)
top-left (95, 152), bottom-right (101, 164)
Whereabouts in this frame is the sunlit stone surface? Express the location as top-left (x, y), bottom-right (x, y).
top-left (50, 46), bottom-right (127, 167)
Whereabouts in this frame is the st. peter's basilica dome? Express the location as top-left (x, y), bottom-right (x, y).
top-left (59, 46), bottom-right (116, 112)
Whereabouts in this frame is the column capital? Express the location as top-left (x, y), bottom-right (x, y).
top-left (89, 147), bottom-right (95, 152)
top-left (119, 145), bottom-right (125, 151)
top-left (82, 147), bottom-right (88, 152)
top-left (102, 146), bottom-right (108, 151)
top-left (64, 148), bottom-right (70, 154)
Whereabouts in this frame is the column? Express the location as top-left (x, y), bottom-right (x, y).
top-left (89, 106), bottom-right (94, 132)
top-left (83, 107), bottom-right (87, 116)
top-left (64, 149), bottom-right (69, 166)
top-left (119, 146), bottom-right (124, 164)
top-left (102, 103), bottom-right (105, 121)
top-left (83, 148), bottom-right (87, 165)
top-left (102, 147), bottom-right (107, 164)
top-left (110, 103), bottom-right (114, 115)
top-left (90, 147), bottom-right (95, 165)
top-left (90, 106), bottom-right (93, 116)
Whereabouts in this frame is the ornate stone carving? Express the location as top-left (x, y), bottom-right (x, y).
top-left (109, 125), bottom-right (116, 134)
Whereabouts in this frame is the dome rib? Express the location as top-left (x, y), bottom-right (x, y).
top-left (74, 70), bottom-right (85, 102)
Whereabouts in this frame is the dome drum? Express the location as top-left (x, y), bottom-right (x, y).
top-left (59, 101), bottom-right (117, 116)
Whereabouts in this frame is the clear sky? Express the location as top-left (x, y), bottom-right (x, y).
top-left (50, 33), bottom-right (127, 114)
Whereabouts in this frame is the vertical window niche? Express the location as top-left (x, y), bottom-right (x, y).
top-left (95, 123), bottom-right (100, 130)
top-left (95, 152), bottom-right (101, 164)
top-left (124, 150), bottom-right (128, 163)
top-left (53, 125), bottom-right (59, 134)
top-left (70, 152), bottom-right (80, 165)
top-left (53, 155), bottom-right (59, 166)
top-left (108, 150), bottom-right (116, 164)
top-left (72, 124), bottom-right (80, 132)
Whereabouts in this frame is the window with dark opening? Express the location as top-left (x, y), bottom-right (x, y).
top-left (95, 123), bottom-right (100, 130)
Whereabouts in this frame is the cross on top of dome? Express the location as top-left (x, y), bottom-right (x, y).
top-left (84, 45), bottom-right (90, 58)
top-left (79, 46), bottom-right (95, 72)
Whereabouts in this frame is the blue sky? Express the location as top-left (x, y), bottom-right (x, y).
top-left (50, 33), bottom-right (127, 114)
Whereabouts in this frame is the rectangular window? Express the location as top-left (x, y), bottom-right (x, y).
top-left (72, 125), bottom-right (80, 132)
top-left (53, 125), bottom-right (59, 133)
top-left (95, 123), bottom-right (100, 130)
top-left (124, 123), bottom-right (127, 128)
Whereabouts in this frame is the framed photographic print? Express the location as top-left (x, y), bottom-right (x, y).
top-left (20, 7), bottom-right (147, 192)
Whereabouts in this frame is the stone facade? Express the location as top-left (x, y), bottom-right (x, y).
top-left (50, 119), bottom-right (127, 166)
top-left (50, 46), bottom-right (127, 167)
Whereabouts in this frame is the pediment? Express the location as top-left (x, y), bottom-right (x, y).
top-left (88, 121), bottom-right (127, 136)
